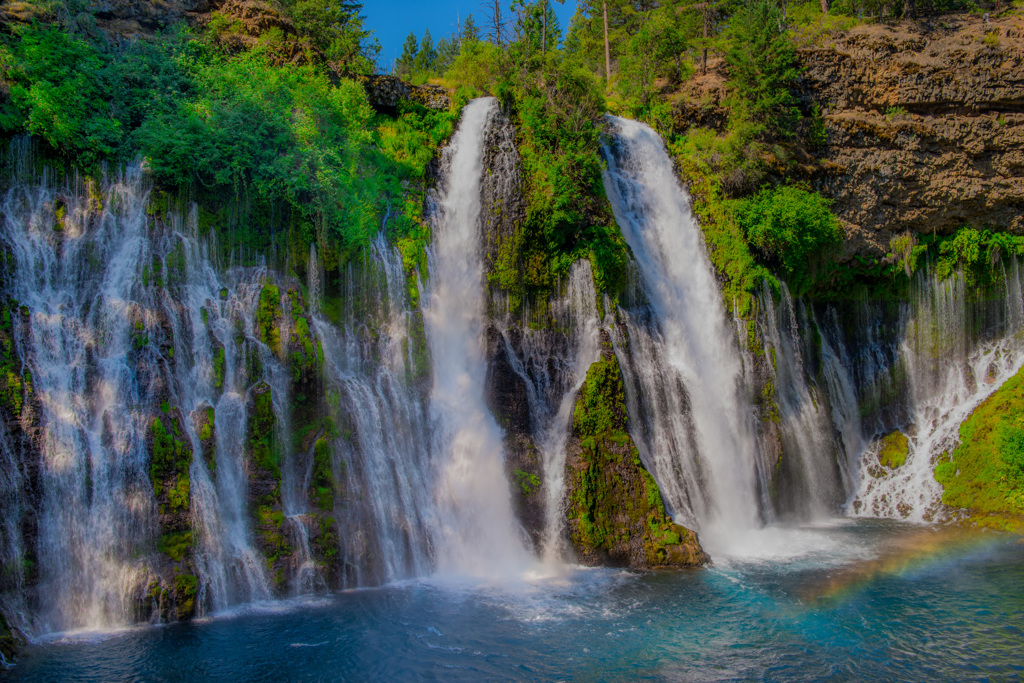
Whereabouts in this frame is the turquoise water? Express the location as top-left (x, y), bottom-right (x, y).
top-left (7, 521), bottom-right (1023, 681)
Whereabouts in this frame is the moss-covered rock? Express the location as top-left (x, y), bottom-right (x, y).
top-left (257, 283), bottom-right (282, 356)
top-left (310, 437), bottom-right (335, 513)
top-left (246, 382), bottom-right (289, 591)
top-left (286, 288), bottom-right (322, 387)
top-left (564, 331), bottom-right (709, 568)
top-left (878, 430), bottom-right (909, 469)
top-left (0, 300), bottom-right (30, 419)
top-left (147, 405), bottom-right (198, 620)
top-left (0, 608), bottom-right (23, 665)
top-left (935, 366), bottom-right (1024, 532)
top-left (193, 403), bottom-right (216, 479)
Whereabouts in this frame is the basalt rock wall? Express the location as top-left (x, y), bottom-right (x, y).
top-left (800, 14), bottom-right (1024, 257)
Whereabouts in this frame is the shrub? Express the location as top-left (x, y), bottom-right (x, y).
top-left (737, 185), bottom-right (842, 293)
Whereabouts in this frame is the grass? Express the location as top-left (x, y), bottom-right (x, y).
top-left (934, 365), bottom-right (1024, 532)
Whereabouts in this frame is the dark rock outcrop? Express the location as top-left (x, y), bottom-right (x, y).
top-left (359, 75), bottom-right (452, 113)
top-left (801, 16), bottom-right (1024, 257)
top-left (564, 331), bottom-right (709, 568)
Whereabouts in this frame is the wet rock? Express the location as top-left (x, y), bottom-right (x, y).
top-left (564, 331), bottom-right (709, 569)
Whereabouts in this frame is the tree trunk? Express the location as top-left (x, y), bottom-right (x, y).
top-left (903, 0), bottom-right (916, 19)
top-left (821, 0), bottom-right (829, 13)
top-left (542, 0), bottom-right (547, 55)
top-left (701, 3), bottom-right (709, 75)
top-left (603, 0), bottom-right (611, 82)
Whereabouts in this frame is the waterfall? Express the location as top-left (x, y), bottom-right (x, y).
top-left (422, 98), bottom-right (531, 577)
top-left (314, 234), bottom-right (433, 587)
top-left (0, 159), bottom-right (274, 633)
top-left (486, 261), bottom-right (601, 565)
top-left (851, 264), bottom-right (1024, 520)
top-left (600, 117), bottom-right (762, 539)
top-left (757, 283), bottom-right (846, 519)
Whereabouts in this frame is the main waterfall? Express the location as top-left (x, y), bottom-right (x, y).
top-left (422, 98), bottom-right (531, 577)
top-left (600, 118), bottom-right (764, 539)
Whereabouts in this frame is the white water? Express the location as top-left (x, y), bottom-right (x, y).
top-left (422, 98), bottom-right (532, 578)
top-left (851, 265), bottom-right (1024, 520)
top-left (314, 234), bottom-right (433, 586)
top-left (0, 158), bottom-right (273, 632)
top-left (757, 283), bottom-right (845, 518)
top-left (601, 117), bottom-right (761, 539)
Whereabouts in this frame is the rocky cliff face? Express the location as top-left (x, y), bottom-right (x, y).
top-left (801, 15), bottom-right (1024, 257)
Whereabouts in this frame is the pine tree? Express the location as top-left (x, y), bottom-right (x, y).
top-left (413, 28), bottom-right (437, 73)
top-left (462, 13), bottom-right (481, 44)
top-left (395, 31), bottom-right (419, 77)
top-left (725, 0), bottom-right (800, 137)
top-left (436, 35), bottom-right (460, 73)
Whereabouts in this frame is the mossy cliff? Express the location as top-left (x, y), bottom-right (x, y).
top-left (246, 381), bottom-right (290, 591)
top-left (564, 331), bottom-right (710, 568)
top-left (935, 366), bottom-right (1024, 532)
top-left (147, 406), bottom-right (199, 620)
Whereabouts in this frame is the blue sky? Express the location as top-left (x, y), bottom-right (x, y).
top-left (364, 1), bottom-right (579, 73)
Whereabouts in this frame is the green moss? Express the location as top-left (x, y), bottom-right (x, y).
top-left (257, 284), bottom-right (281, 355)
top-left (567, 339), bottom-right (703, 566)
top-left (935, 366), bottom-right (1024, 532)
top-left (212, 345), bottom-right (225, 390)
top-left (172, 572), bottom-right (198, 619)
top-left (199, 406), bottom-right (214, 442)
top-left (158, 531), bottom-right (193, 562)
top-left (248, 385), bottom-right (280, 483)
top-left (149, 414), bottom-right (193, 513)
top-left (572, 352), bottom-right (627, 439)
top-left (0, 302), bottom-right (27, 419)
top-left (513, 469), bottom-right (541, 497)
top-left (310, 437), bottom-right (336, 512)
top-left (878, 430), bottom-right (909, 469)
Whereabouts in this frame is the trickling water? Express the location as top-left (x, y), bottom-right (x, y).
top-left (0, 157), bottom-right (286, 633)
top-left (315, 234), bottom-right (433, 587)
top-left (757, 283), bottom-right (845, 518)
top-left (486, 261), bottom-right (602, 565)
top-left (422, 97), bottom-right (531, 577)
top-left (601, 117), bottom-right (761, 538)
top-left (851, 265), bottom-right (1024, 520)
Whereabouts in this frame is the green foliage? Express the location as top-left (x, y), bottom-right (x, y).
top-left (486, 57), bottom-right (626, 313)
top-left (725, 0), bottom-right (801, 139)
top-left (669, 130), bottom-right (772, 314)
top-left (737, 185), bottom-right (842, 294)
top-left (444, 40), bottom-right (503, 92)
top-left (1, 26), bottom-right (118, 165)
top-left (514, 469), bottom-right (541, 496)
top-left (280, 0), bottom-right (377, 74)
top-left (934, 366), bottom-right (1024, 532)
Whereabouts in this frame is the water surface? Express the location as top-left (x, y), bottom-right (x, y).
top-left (8, 521), bottom-right (1023, 682)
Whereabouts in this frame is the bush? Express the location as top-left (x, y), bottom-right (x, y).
top-left (737, 185), bottom-right (842, 293)
top-left (1, 26), bottom-right (121, 166)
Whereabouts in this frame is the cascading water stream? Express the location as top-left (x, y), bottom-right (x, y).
top-left (851, 264), bottom-right (1024, 520)
top-left (0, 158), bottom-right (278, 632)
top-left (757, 283), bottom-right (846, 519)
top-left (600, 117), bottom-right (762, 540)
top-left (422, 97), bottom-right (531, 578)
top-left (314, 234), bottom-right (434, 587)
